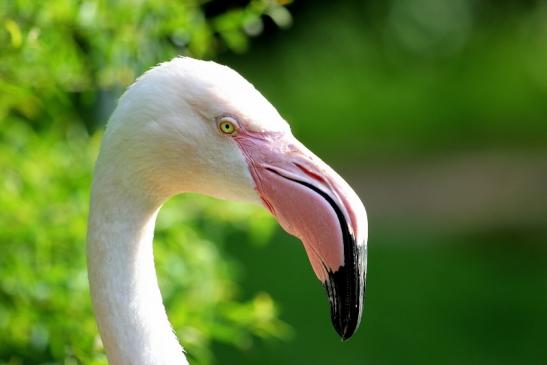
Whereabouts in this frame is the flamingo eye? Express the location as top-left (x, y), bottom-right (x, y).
top-left (218, 117), bottom-right (237, 135)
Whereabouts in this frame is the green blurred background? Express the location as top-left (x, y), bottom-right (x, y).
top-left (1, 0), bottom-right (546, 364)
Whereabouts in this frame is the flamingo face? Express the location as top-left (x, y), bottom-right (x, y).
top-left (223, 117), bottom-right (367, 340)
top-left (107, 57), bottom-right (368, 340)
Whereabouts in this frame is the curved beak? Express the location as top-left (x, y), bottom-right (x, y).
top-left (235, 130), bottom-right (368, 340)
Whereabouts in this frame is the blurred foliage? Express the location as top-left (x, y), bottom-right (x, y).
top-left (0, 0), bottom-right (292, 130)
top-left (0, 0), bottom-right (292, 364)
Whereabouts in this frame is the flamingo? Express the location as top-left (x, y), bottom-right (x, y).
top-left (87, 57), bottom-right (368, 365)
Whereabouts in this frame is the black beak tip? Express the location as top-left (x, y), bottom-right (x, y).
top-left (336, 324), bottom-right (354, 342)
top-left (323, 270), bottom-right (364, 342)
top-left (331, 306), bottom-right (360, 341)
top-left (322, 242), bottom-right (366, 342)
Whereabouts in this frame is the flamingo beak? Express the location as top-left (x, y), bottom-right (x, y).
top-left (235, 131), bottom-right (368, 340)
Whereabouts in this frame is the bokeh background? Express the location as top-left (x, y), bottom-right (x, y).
top-left (1, 0), bottom-right (546, 364)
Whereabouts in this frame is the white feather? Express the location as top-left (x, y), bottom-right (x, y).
top-left (88, 57), bottom-right (288, 364)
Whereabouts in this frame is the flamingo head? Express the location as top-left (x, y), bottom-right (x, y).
top-left (102, 57), bottom-right (368, 340)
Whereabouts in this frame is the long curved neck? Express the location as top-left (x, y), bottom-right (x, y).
top-left (87, 172), bottom-right (188, 365)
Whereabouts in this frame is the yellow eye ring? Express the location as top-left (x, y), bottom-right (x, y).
top-left (218, 117), bottom-right (237, 135)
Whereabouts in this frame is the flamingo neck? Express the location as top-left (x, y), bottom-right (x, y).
top-left (87, 175), bottom-right (188, 365)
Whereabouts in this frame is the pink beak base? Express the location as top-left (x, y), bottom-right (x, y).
top-left (235, 130), bottom-right (367, 340)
